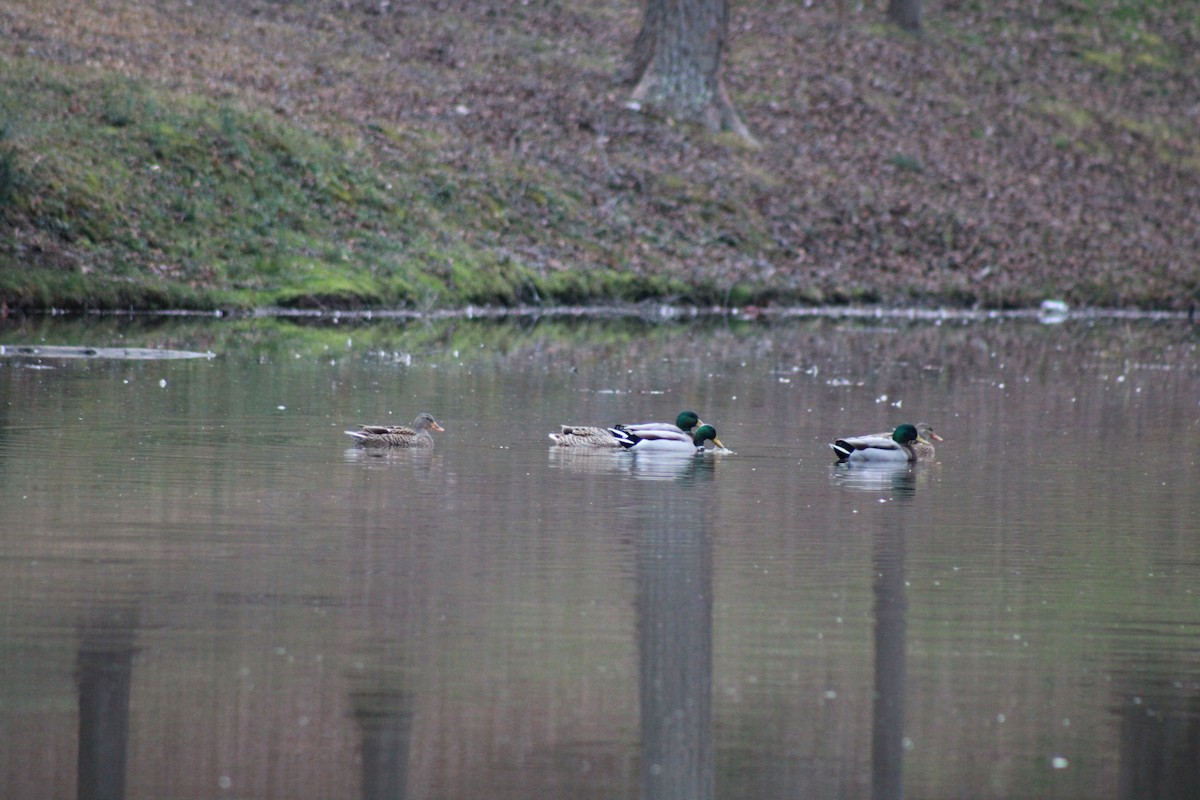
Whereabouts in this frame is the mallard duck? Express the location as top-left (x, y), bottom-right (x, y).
top-left (345, 412), bottom-right (445, 448)
top-left (830, 422), bottom-right (937, 463)
top-left (548, 410), bottom-right (702, 449)
top-left (907, 422), bottom-right (941, 460)
top-left (857, 422), bottom-right (941, 461)
top-left (612, 423), bottom-right (724, 454)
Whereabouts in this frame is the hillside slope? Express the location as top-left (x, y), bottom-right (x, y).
top-left (1, 0), bottom-right (1198, 311)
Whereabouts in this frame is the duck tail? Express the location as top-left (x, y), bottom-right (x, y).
top-left (608, 426), bottom-right (639, 450)
top-left (829, 440), bottom-right (854, 461)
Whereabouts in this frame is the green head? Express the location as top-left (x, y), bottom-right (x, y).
top-left (891, 423), bottom-right (919, 444)
top-left (675, 410), bottom-right (702, 431)
top-left (693, 424), bottom-right (723, 449)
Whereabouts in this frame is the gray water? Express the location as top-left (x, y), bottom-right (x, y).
top-left (1, 312), bottom-right (1198, 800)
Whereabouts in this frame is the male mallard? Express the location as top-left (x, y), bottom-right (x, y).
top-left (830, 422), bottom-right (938, 463)
top-left (345, 412), bottom-right (445, 448)
top-left (548, 410), bottom-right (703, 449)
top-left (857, 422), bottom-right (941, 461)
top-left (611, 423), bottom-right (724, 454)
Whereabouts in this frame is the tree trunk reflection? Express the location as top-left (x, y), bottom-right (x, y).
top-left (77, 611), bottom-right (137, 800)
top-left (872, 500), bottom-right (909, 800)
top-left (636, 469), bottom-right (714, 800)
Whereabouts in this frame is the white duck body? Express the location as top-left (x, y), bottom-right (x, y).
top-left (548, 411), bottom-right (703, 449)
top-left (830, 423), bottom-right (925, 464)
top-left (611, 423), bottom-right (723, 454)
top-left (830, 434), bottom-right (916, 463)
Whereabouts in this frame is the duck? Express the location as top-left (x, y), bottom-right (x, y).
top-left (345, 412), bottom-right (445, 448)
top-left (829, 422), bottom-right (937, 463)
top-left (859, 422), bottom-right (941, 461)
top-left (611, 423), bottom-right (724, 454)
top-left (548, 410), bottom-right (703, 449)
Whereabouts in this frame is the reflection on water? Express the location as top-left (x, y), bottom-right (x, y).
top-left (548, 449), bottom-right (723, 483)
top-left (870, 504), bottom-right (908, 800)
top-left (830, 463), bottom-right (919, 496)
top-left (77, 611), bottom-right (136, 800)
top-left (1115, 678), bottom-right (1200, 800)
top-left (352, 689), bottom-right (414, 800)
top-left (637, 478), bottom-right (714, 800)
top-left (1, 313), bottom-right (1198, 800)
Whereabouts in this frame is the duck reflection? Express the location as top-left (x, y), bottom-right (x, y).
top-left (344, 447), bottom-right (445, 485)
top-left (830, 462), bottom-right (917, 496)
top-left (636, 478), bottom-right (714, 800)
top-left (76, 609), bottom-right (138, 800)
top-left (632, 452), bottom-right (718, 483)
top-left (548, 449), bottom-right (720, 483)
top-left (547, 447), bottom-right (632, 476)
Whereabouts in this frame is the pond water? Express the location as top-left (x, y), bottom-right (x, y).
top-left (1, 311), bottom-right (1198, 800)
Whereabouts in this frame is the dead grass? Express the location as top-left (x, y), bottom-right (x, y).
top-left (1, 0), bottom-right (1198, 310)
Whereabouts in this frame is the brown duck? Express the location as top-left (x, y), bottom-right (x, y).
top-left (345, 412), bottom-right (445, 448)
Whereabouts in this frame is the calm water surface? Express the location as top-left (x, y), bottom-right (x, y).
top-left (1, 313), bottom-right (1198, 800)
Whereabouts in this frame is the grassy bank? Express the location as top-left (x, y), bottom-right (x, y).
top-left (1, 0), bottom-right (1198, 312)
top-left (0, 61), bottom-right (703, 310)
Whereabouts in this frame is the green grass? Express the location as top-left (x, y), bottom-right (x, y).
top-left (1, 57), bottom-right (749, 312)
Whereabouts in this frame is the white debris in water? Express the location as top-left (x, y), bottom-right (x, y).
top-left (1051, 756), bottom-right (1069, 770)
top-left (875, 394), bottom-right (888, 403)
top-left (158, 379), bottom-right (167, 388)
top-left (1039, 299), bottom-right (1070, 325)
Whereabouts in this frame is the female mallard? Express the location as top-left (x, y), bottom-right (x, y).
top-left (549, 410), bottom-right (703, 449)
top-left (345, 412), bottom-right (445, 448)
top-left (611, 423), bottom-right (724, 454)
top-left (830, 422), bottom-right (938, 463)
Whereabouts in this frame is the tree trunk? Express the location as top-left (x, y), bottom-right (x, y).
top-left (628, 0), bottom-right (756, 145)
top-left (886, 0), bottom-right (922, 33)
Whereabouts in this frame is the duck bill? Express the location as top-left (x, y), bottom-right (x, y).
top-left (929, 431), bottom-right (943, 441)
top-left (711, 437), bottom-right (725, 449)
top-left (431, 422), bottom-right (445, 432)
